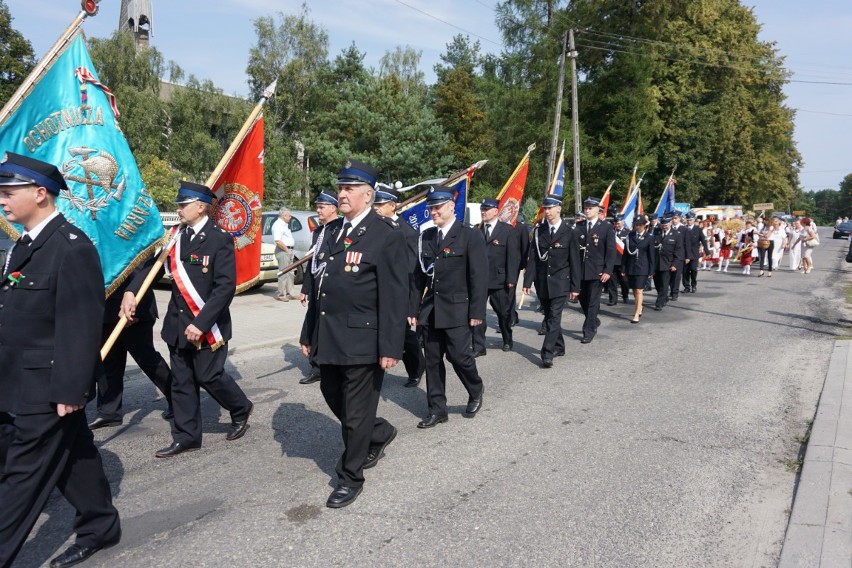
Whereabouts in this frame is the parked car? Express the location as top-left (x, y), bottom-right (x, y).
top-left (833, 221), bottom-right (852, 239)
top-left (261, 210), bottom-right (317, 285)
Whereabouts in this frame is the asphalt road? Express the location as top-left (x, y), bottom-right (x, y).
top-left (15, 229), bottom-right (850, 567)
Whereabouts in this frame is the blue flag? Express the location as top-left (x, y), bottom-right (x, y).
top-left (654, 176), bottom-right (676, 218)
top-left (400, 173), bottom-right (469, 232)
top-left (0, 32), bottom-right (163, 295)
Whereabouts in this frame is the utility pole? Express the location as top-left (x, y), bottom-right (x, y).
top-left (569, 29), bottom-right (582, 213)
top-left (546, 30), bottom-right (568, 194)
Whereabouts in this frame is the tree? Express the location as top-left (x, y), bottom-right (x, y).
top-left (0, 0), bottom-right (35, 105)
top-left (140, 156), bottom-right (180, 210)
top-left (379, 46), bottom-right (426, 99)
top-left (433, 66), bottom-right (489, 167)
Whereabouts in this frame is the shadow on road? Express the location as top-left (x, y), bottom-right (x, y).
top-left (272, 402), bottom-right (339, 486)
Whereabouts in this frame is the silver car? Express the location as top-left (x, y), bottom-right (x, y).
top-left (261, 210), bottom-right (317, 285)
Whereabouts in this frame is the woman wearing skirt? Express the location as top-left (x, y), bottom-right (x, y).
top-left (621, 215), bottom-right (656, 323)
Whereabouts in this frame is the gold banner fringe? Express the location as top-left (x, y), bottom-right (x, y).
top-left (235, 273), bottom-right (261, 295)
top-left (0, 216), bottom-right (21, 241)
top-left (103, 232), bottom-right (167, 298)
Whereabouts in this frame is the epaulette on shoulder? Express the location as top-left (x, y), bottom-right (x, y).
top-left (378, 216), bottom-right (399, 229)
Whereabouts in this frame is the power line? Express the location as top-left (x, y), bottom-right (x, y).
top-left (391, 0), bottom-right (502, 47)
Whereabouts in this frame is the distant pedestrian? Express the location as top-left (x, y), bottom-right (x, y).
top-left (273, 206), bottom-right (296, 301)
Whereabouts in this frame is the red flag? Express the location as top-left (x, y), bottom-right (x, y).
top-left (212, 116), bottom-right (265, 293)
top-left (496, 147), bottom-right (534, 226)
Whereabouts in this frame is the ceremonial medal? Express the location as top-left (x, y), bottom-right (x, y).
top-left (345, 251), bottom-right (363, 273)
top-left (202, 268), bottom-right (208, 273)
top-left (344, 265), bottom-right (352, 272)
top-left (202, 255), bottom-right (210, 273)
top-left (352, 265), bottom-right (359, 272)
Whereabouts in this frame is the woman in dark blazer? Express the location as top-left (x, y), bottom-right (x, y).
top-left (621, 215), bottom-right (656, 323)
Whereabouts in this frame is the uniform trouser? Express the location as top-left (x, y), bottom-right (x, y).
top-left (319, 364), bottom-right (394, 488)
top-left (276, 249), bottom-right (295, 297)
top-left (539, 296), bottom-right (566, 360)
top-left (668, 264), bottom-right (684, 298)
top-left (579, 279), bottom-right (603, 338)
top-left (423, 324), bottom-right (484, 417)
top-left (472, 287), bottom-right (513, 352)
top-left (168, 345), bottom-right (252, 447)
top-left (97, 320), bottom-right (173, 420)
top-left (0, 413), bottom-right (13, 475)
top-left (683, 259), bottom-right (699, 290)
top-left (654, 270), bottom-right (671, 308)
top-left (607, 267), bottom-right (629, 302)
top-left (402, 326), bottom-right (425, 380)
top-left (0, 411), bottom-right (121, 567)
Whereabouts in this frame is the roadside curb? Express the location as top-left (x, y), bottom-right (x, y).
top-left (779, 339), bottom-right (852, 567)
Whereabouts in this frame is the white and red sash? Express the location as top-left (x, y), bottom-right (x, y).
top-left (170, 227), bottom-right (225, 350)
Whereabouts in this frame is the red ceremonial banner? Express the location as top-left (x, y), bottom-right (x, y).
top-left (496, 151), bottom-right (531, 227)
top-left (211, 116), bottom-right (265, 293)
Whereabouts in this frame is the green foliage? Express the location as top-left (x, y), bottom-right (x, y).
top-left (140, 156), bottom-right (180, 211)
top-left (0, 0), bottom-right (35, 104)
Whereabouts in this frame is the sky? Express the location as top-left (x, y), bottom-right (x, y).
top-left (6, 0), bottom-right (852, 194)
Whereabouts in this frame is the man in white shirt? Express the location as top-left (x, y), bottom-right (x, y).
top-left (272, 206), bottom-right (296, 301)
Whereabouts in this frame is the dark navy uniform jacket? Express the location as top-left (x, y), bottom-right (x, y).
top-left (574, 218), bottom-right (618, 280)
top-left (0, 214), bottom-right (104, 414)
top-left (413, 220), bottom-right (488, 329)
top-left (622, 229), bottom-right (657, 276)
top-left (138, 218), bottom-right (237, 350)
top-left (654, 228), bottom-right (685, 271)
top-left (480, 220), bottom-right (520, 289)
top-left (523, 220), bottom-right (580, 299)
top-left (684, 225), bottom-right (710, 260)
top-left (300, 210), bottom-right (407, 365)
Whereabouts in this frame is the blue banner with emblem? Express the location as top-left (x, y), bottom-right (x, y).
top-left (0, 31), bottom-right (163, 295)
top-left (399, 173), bottom-right (469, 233)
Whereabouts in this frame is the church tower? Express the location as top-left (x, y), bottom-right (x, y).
top-left (118, 0), bottom-right (153, 50)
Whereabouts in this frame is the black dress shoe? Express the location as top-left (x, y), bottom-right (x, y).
top-left (326, 484), bottom-right (362, 508)
top-left (155, 442), bottom-right (200, 458)
top-left (581, 336), bottom-right (594, 344)
top-left (49, 540), bottom-right (118, 568)
top-left (653, 305), bottom-right (663, 311)
top-left (537, 327), bottom-right (546, 336)
top-left (501, 343), bottom-right (512, 352)
top-left (299, 374), bottom-right (321, 385)
top-left (417, 414), bottom-right (448, 429)
top-left (88, 417), bottom-right (122, 430)
top-left (542, 359), bottom-right (553, 368)
top-left (162, 408), bottom-right (174, 420)
top-left (364, 427), bottom-right (397, 469)
top-left (606, 300), bottom-right (617, 306)
top-left (473, 350), bottom-right (487, 358)
top-left (465, 390), bottom-right (483, 417)
top-left (226, 402), bottom-right (254, 441)
top-left (404, 376), bottom-right (421, 388)
top-left (670, 296), bottom-right (678, 301)
top-left (554, 350), bottom-right (565, 357)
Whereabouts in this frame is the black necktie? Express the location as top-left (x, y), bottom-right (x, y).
top-left (182, 227), bottom-right (193, 250)
top-left (6, 234), bottom-right (32, 275)
top-left (485, 224), bottom-right (492, 240)
top-left (341, 221), bottom-right (351, 241)
top-left (550, 226), bottom-right (555, 238)
top-left (586, 221), bottom-right (591, 240)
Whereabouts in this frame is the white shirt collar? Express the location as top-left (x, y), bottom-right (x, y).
top-left (188, 216), bottom-right (208, 235)
top-left (23, 209), bottom-right (61, 242)
top-left (345, 207), bottom-right (371, 231)
top-left (548, 219), bottom-right (562, 232)
top-left (437, 216), bottom-right (456, 238)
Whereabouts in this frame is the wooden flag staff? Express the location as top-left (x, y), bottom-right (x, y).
top-left (100, 79), bottom-right (278, 360)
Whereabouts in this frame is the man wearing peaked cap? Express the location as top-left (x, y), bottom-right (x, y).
top-left (411, 185), bottom-right (488, 426)
top-left (573, 196), bottom-right (618, 344)
top-left (607, 213), bottom-right (630, 306)
top-left (523, 195), bottom-right (581, 367)
top-left (373, 182), bottom-right (425, 388)
top-left (682, 212), bottom-right (710, 294)
top-left (472, 198), bottom-right (519, 355)
top-left (124, 180), bottom-right (254, 458)
top-left (0, 152), bottom-right (121, 568)
top-left (298, 190), bottom-right (340, 385)
top-left (300, 158), bottom-right (407, 509)
top-left (652, 214), bottom-right (685, 310)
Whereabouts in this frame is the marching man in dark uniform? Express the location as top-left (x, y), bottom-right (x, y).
top-left (124, 181), bottom-right (254, 458)
top-left (668, 211), bottom-right (687, 300)
top-left (372, 183), bottom-right (425, 387)
top-left (522, 196), bottom-right (580, 367)
top-left (472, 198), bottom-right (519, 354)
top-left (574, 197), bottom-right (618, 344)
top-left (89, 257), bottom-right (174, 429)
top-left (652, 214), bottom-right (685, 311)
top-left (298, 190), bottom-right (339, 385)
top-left (510, 215), bottom-right (530, 327)
top-left (300, 159), bottom-right (407, 508)
top-left (682, 212), bottom-right (710, 293)
top-left (606, 214), bottom-right (630, 306)
top-left (0, 153), bottom-right (121, 568)
top-left (411, 186), bottom-right (487, 427)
